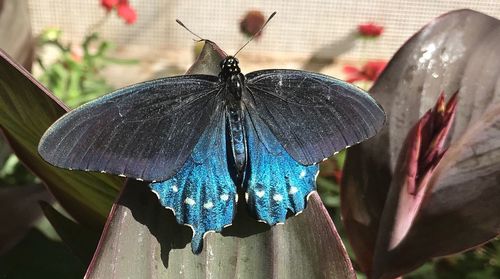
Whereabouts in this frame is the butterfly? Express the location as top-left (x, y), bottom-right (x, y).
top-left (38, 15), bottom-right (385, 254)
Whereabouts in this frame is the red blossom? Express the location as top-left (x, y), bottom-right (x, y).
top-left (100, 0), bottom-right (137, 24)
top-left (240, 10), bottom-right (266, 39)
top-left (389, 91), bottom-right (458, 249)
top-left (333, 169), bottom-right (343, 184)
top-left (358, 22), bottom-right (384, 37)
top-left (117, 2), bottom-right (137, 24)
top-left (101, 0), bottom-right (118, 11)
top-left (318, 158), bottom-right (343, 184)
top-left (343, 61), bottom-right (387, 83)
top-left (404, 92), bottom-right (458, 195)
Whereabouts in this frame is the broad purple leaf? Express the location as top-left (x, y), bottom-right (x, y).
top-left (0, 49), bottom-right (122, 230)
top-left (85, 41), bottom-right (355, 279)
top-left (0, 184), bottom-right (53, 255)
top-left (0, 0), bottom-right (34, 166)
top-left (40, 201), bottom-right (101, 264)
top-left (0, 1), bottom-right (45, 256)
top-left (341, 9), bottom-right (500, 278)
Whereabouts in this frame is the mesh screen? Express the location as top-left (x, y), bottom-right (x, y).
top-left (28, 1), bottom-right (500, 60)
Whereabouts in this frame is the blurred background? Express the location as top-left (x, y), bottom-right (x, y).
top-left (29, 1), bottom-right (500, 59)
top-left (27, 1), bottom-right (500, 87)
top-left (1, 1), bottom-right (500, 278)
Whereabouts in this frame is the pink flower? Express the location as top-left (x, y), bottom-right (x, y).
top-left (117, 2), bottom-right (137, 24)
top-left (318, 158), bottom-right (343, 184)
top-left (358, 22), bottom-right (384, 37)
top-left (333, 169), bottom-right (343, 184)
top-left (414, 93), bottom-right (458, 191)
top-left (343, 61), bottom-right (387, 83)
top-left (388, 91), bottom-right (458, 249)
top-left (403, 92), bottom-right (458, 195)
top-left (101, 0), bottom-right (118, 11)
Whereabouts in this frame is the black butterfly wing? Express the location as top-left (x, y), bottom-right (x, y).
top-left (38, 75), bottom-right (224, 181)
top-left (243, 69), bottom-right (385, 165)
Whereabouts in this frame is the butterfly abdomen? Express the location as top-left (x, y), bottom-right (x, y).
top-left (226, 102), bottom-right (247, 177)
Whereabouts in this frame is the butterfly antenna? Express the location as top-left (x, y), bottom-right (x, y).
top-left (234, 11), bottom-right (277, 57)
top-left (176, 19), bottom-right (205, 42)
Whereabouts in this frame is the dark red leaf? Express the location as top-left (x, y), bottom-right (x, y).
top-left (0, 185), bottom-right (53, 255)
top-left (342, 9), bottom-right (500, 278)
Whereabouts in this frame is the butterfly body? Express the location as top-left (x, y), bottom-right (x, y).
top-left (221, 57), bottom-right (248, 177)
top-left (38, 55), bottom-right (385, 254)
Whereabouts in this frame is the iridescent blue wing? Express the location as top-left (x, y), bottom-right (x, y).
top-left (244, 111), bottom-right (319, 224)
top-left (38, 75), bottom-right (223, 181)
top-left (150, 108), bottom-right (236, 253)
top-left (244, 69), bottom-right (385, 165)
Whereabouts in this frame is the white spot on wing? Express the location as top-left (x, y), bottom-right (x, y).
top-left (203, 201), bottom-right (214, 209)
top-left (299, 170), bottom-right (306, 178)
top-left (220, 194), bottom-right (229, 201)
top-left (171, 185), bottom-right (178, 192)
top-left (273, 194), bottom-right (283, 202)
top-left (184, 197), bottom-right (196, 206)
top-left (289, 186), bottom-right (299, 195)
top-left (255, 190), bottom-right (265, 198)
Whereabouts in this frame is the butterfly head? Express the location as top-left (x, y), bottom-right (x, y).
top-left (219, 56), bottom-right (241, 81)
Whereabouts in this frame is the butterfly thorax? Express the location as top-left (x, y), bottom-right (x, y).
top-left (220, 56), bottom-right (243, 99)
top-left (220, 56), bottom-right (247, 181)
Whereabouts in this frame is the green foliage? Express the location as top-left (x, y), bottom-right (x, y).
top-left (0, 155), bottom-right (36, 186)
top-left (1, 27), bottom-right (135, 185)
top-left (317, 151), bottom-right (345, 208)
top-left (36, 27), bottom-right (136, 108)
